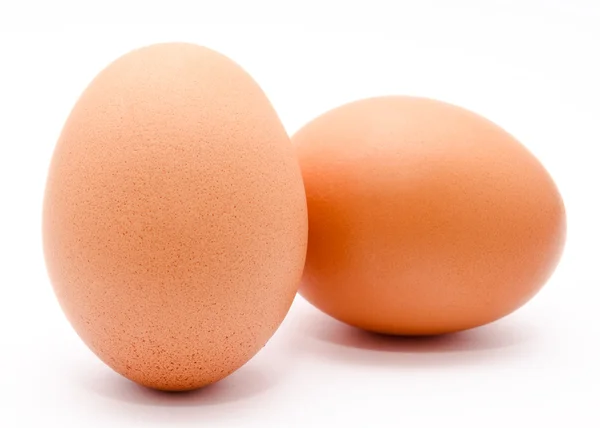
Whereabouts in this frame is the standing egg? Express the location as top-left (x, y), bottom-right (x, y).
top-left (43, 43), bottom-right (308, 390)
top-left (293, 96), bottom-right (565, 335)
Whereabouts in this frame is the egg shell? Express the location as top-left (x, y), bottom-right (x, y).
top-left (43, 43), bottom-right (308, 390)
top-left (293, 96), bottom-right (566, 335)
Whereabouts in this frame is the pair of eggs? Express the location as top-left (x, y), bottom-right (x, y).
top-left (43, 43), bottom-right (566, 391)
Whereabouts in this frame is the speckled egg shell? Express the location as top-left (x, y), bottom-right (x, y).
top-left (293, 96), bottom-right (566, 335)
top-left (43, 43), bottom-right (308, 391)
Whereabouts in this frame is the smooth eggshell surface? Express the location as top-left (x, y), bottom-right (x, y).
top-left (293, 96), bottom-right (566, 335)
top-left (43, 43), bottom-right (308, 390)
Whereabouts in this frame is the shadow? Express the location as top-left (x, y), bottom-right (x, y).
top-left (80, 363), bottom-right (277, 407)
top-left (312, 320), bottom-right (527, 352)
top-left (289, 307), bottom-right (539, 367)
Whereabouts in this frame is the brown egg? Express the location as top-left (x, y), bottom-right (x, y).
top-left (293, 96), bottom-right (566, 335)
top-left (43, 43), bottom-right (308, 391)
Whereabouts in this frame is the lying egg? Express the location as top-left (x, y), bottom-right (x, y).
top-left (293, 96), bottom-right (566, 335)
top-left (43, 43), bottom-right (308, 390)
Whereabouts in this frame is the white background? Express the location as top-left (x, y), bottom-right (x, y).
top-left (1, 1), bottom-right (599, 427)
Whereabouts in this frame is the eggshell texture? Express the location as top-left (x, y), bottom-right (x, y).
top-left (43, 43), bottom-right (308, 390)
top-left (293, 96), bottom-right (566, 335)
